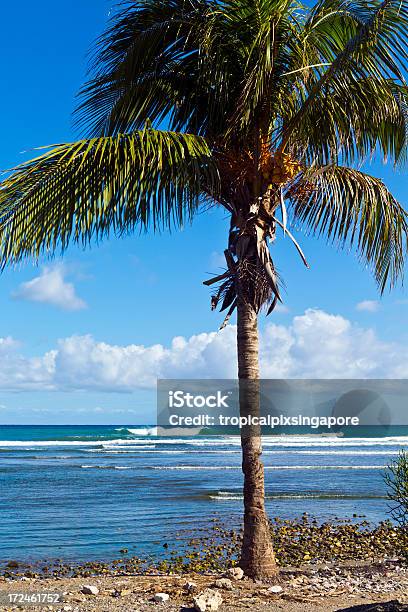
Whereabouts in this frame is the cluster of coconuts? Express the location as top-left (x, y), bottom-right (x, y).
top-left (260, 147), bottom-right (303, 186)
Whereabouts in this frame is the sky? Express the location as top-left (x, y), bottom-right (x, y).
top-left (0, 1), bottom-right (407, 424)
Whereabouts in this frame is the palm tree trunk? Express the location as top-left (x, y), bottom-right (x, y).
top-left (237, 295), bottom-right (278, 579)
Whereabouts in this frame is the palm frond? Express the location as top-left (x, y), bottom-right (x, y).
top-left (225, 0), bottom-right (300, 132)
top-left (2, 0), bottom-right (408, 301)
top-left (280, 0), bottom-right (408, 152)
top-left (75, 0), bottom-right (241, 138)
top-left (284, 78), bottom-right (408, 165)
top-left (0, 128), bottom-right (218, 266)
top-left (288, 164), bottom-right (408, 290)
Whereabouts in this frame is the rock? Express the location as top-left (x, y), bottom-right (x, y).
top-left (81, 585), bottom-right (99, 596)
top-left (226, 567), bottom-right (244, 580)
top-left (213, 578), bottom-right (233, 590)
top-left (193, 589), bottom-right (223, 612)
top-left (63, 607), bottom-right (73, 612)
top-left (185, 581), bottom-right (198, 593)
top-left (269, 585), bottom-right (283, 594)
top-left (153, 592), bottom-right (170, 603)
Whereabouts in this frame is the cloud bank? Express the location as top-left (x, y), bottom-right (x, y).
top-left (0, 309), bottom-right (406, 393)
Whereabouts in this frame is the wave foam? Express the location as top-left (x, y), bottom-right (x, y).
top-left (209, 491), bottom-right (385, 500)
top-left (149, 464), bottom-right (384, 470)
top-left (80, 464), bottom-right (132, 470)
top-left (0, 433), bottom-right (407, 449)
top-left (128, 427), bottom-right (157, 436)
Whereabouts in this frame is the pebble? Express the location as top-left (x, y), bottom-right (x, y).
top-left (213, 578), bottom-right (233, 590)
top-left (81, 585), bottom-right (99, 596)
top-left (268, 585), bottom-right (283, 594)
top-left (226, 567), bottom-right (244, 580)
top-left (193, 588), bottom-right (223, 611)
top-left (153, 592), bottom-right (170, 603)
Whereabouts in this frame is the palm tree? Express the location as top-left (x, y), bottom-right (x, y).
top-left (1, 0), bottom-right (408, 579)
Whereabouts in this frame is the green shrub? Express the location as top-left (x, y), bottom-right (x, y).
top-left (384, 450), bottom-right (408, 560)
top-left (385, 450), bottom-right (408, 526)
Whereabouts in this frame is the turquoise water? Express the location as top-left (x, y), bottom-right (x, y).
top-left (0, 425), bottom-right (406, 563)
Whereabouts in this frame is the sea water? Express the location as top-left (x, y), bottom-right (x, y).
top-left (0, 425), bottom-right (406, 562)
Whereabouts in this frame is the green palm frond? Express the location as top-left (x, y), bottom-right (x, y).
top-left (75, 0), bottom-right (237, 137)
top-left (285, 79), bottom-right (408, 165)
top-left (223, 0), bottom-right (300, 132)
top-left (1, 0), bottom-right (407, 295)
top-left (0, 128), bottom-right (218, 266)
top-left (75, 0), bottom-right (199, 135)
top-left (280, 0), bottom-right (408, 152)
top-left (75, 0), bottom-right (408, 163)
top-left (288, 164), bottom-right (408, 291)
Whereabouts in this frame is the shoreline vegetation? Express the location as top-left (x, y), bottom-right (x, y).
top-left (1, 517), bottom-right (407, 611)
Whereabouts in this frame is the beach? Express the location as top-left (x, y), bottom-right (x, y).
top-left (0, 559), bottom-right (408, 611)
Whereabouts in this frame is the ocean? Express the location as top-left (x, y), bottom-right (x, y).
top-left (0, 425), bottom-right (406, 564)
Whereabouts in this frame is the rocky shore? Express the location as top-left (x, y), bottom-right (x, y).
top-left (2, 516), bottom-right (405, 581)
top-left (1, 517), bottom-right (407, 611)
top-left (0, 559), bottom-right (408, 611)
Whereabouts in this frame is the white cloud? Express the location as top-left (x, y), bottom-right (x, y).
top-left (260, 309), bottom-right (396, 378)
top-left (0, 309), bottom-right (406, 392)
top-left (13, 265), bottom-right (86, 311)
top-left (274, 303), bottom-right (289, 314)
top-left (356, 300), bottom-right (380, 313)
top-left (0, 340), bottom-right (56, 391)
top-left (52, 326), bottom-right (238, 390)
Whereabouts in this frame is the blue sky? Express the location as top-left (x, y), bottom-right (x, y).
top-left (0, 1), bottom-right (407, 424)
